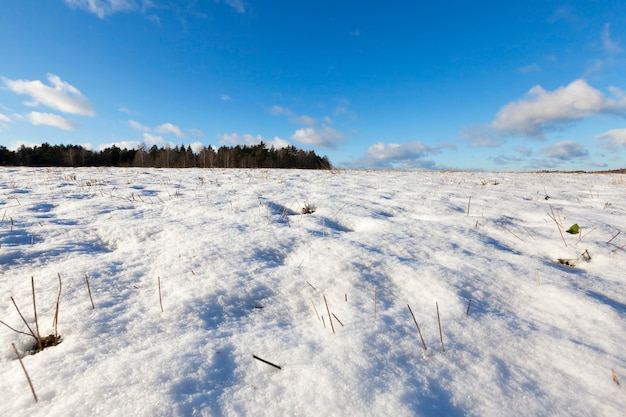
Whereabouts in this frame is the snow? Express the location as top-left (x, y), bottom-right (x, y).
top-left (1, 167), bottom-right (625, 416)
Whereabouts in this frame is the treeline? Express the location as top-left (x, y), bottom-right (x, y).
top-left (0, 142), bottom-right (332, 169)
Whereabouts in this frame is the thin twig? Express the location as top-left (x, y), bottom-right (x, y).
top-left (612, 243), bottom-right (626, 253)
top-left (252, 354), bottom-right (282, 370)
top-left (503, 226), bottom-right (524, 242)
top-left (466, 299), bottom-right (472, 316)
top-left (31, 277), bottom-right (42, 352)
top-left (607, 231), bottom-right (620, 244)
top-left (522, 226), bottom-right (536, 241)
top-left (53, 273), bottom-right (62, 343)
top-left (436, 302), bottom-right (445, 353)
top-left (0, 320), bottom-right (34, 338)
top-left (11, 343), bottom-right (38, 402)
top-left (578, 226), bottom-right (597, 244)
top-left (310, 299), bottom-right (321, 322)
top-left (84, 273), bottom-right (95, 309)
top-left (331, 313), bottom-right (344, 327)
top-left (466, 196), bottom-right (471, 216)
top-left (407, 304), bottom-right (427, 350)
top-left (158, 276), bottom-right (164, 313)
top-left (306, 281), bottom-right (317, 291)
top-left (374, 288), bottom-right (377, 320)
top-left (547, 206), bottom-right (567, 247)
top-left (323, 295), bottom-right (335, 334)
top-left (10, 297), bottom-right (37, 341)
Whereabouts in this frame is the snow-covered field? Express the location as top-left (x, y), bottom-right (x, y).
top-left (1, 167), bottom-right (625, 416)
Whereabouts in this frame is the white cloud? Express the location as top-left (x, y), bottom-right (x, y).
top-left (142, 132), bottom-right (174, 148)
top-left (218, 133), bottom-right (289, 149)
top-left (518, 63), bottom-right (541, 73)
top-left (155, 122), bottom-right (185, 138)
top-left (268, 136), bottom-right (290, 149)
top-left (189, 141), bottom-right (205, 154)
top-left (597, 128), bottom-right (626, 150)
top-left (98, 141), bottom-right (143, 151)
top-left (270, 105), bottom-right (291, 116)
top-left (540, 141), bottom-right (588, 160)
top-left (0, 113), bottom-right (11, 130)
top-left (602, 23), bottom-right (621, 53)
top-left (63, 0), bottom-right (150, 18)
top-left (491, 79), bottom-right (626, 139)
top-left (354, 141), bottom-right (441, 169)
top-left (224, 0), bottom-right (245, 13)
top-left (190, 128), bottom-right (205, 138)
top-left (291, 126), bottom-right (344, 149)
top-left (128, 119), bottom-right (151, 132)
top-left (333, 106), bottom-right (348, 116)
top-left (7, 140), bottom-right (40, 151)
top-left (547, 5), bottom-right (578, 24)
top-left (26, 112), bottom-right (76, 130)
top-left (219, 133), bottom-right (264, 146)
top-left (221, 94), bottom-right (232, 101)
top-left (365, 141), bottom-right (437, 162)
top-left (293, 115), bottom-right (316, 125)
top-left (3, 74), bottom-right (94, 116)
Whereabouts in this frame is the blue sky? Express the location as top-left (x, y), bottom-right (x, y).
top-left (1, 1), bottom-right (626, 170)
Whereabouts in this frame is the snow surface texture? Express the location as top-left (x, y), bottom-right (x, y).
top-left (1, 168), bottom-right (625, 417)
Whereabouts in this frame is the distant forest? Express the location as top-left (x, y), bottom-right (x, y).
top-left (0, 142), bottom-right (332, 169)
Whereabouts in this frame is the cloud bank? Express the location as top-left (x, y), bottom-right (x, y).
top-left (492, 79), bottom-right (625, 139)
top-left (26, 112), bottom-right (76, 130)
top-left (63, 0), bottom-right (151, 18)
top-left (3, 73), bottom-right (94, 116)
top-left (219, 133), bottom-right (289, 149)
top-left (355, 141), bottom-right (444, 169)
top-left (291, 126), bottom-right (344, 149)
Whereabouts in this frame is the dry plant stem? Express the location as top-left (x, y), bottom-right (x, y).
top-left (503, 227), bottom-right (524, 242)
top-left (578, 226), bottom-right (597, 244)
top-left (536, 269), bottom-right (541, 286)
top-left (10, 297), bottom-right (37, 341)
top-left (331, 313), bottom-right (344, 327)
top-left (11, 343), bottom-right (38, 402)
top-left (252, 354), bottom-right (282, 370)
top-left (321, 315), bottom-right (326, 328)
top-left (84, 273), bottom-right (95, 309)
top-left (523, 226), bottom-right (536, 241)
top-left (323, 295), bottom-right (335, 334)
top-left (407, 304), bottom-right (427, 350)
top-left (158, 276), bottom-right (164, 313)
top-left (310, 299), bottom-right (321, 322)
top-left (306, 281), bottom-right (317, 291)
top-left (612, 243), bottom-right (626, 253)
top-left (53, 273), bottom-right (62, 342)
top-left (612, 368), bottom-right (620, 386)
top-left (548, 206), bottom-right (567, 247)
top-left (31, 277), bottom-right (42, 352)
top-left (607, 231), bottom-right (620, 244)
top-left (436, 302), bottom-right (445, 353)
top-left (466, 299), bottom-right (472, 316)
top-left (466, 196), bottom-right (471, 216)
top-left (0, 320), bottom-right (34, 338)
top-left (374, 288), bottom-right (377, 320)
